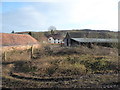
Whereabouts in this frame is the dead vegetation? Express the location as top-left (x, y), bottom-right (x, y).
top-left (2, 45), bottom-right (119, 88)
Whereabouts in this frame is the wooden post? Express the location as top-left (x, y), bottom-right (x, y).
top-left (4, 52), bottom-right (6, 61)
top-left (31, 45), bottom-right (34, 59)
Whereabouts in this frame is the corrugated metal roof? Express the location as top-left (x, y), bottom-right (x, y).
top-left (71, 38), bottom-right (118, 43)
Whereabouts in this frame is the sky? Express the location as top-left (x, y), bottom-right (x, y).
top-left (0, 0), bottom-right (119, 33)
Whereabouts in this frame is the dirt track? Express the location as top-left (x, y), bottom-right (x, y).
top-left (2, 60), bottom-right (119, 88)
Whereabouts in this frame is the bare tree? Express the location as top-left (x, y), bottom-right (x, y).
top-left (11, 30), bottom-right (14, 33)
top-left (48, 26), bottom-right (57, 35)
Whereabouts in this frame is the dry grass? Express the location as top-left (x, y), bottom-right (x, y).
top-left (10, 53), bottom-right (118, 77)
top-left (2, 49), bottom-right (31, 62)
top-left (2, 45), bottom-right (119, 88)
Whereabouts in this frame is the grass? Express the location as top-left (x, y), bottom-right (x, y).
top-left (2, 45), bottom-right (119, 88)
top-left (2, 75), bottom-right (59, 88)
top-left (2, 71), bottom-right (118, 88)
top-left (2, 49), bottom-right (31, 62)
top-left (9, 54), bottom-right (118, 77)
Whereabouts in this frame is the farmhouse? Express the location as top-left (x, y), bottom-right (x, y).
top-left (64, 32), bottom-right (118, 47)
top-left (47, 34), bottom-right (64, 44)
top-left (1, 33), bottom-right (40, 52)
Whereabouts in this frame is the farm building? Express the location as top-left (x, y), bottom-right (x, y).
top-left (0, 33), bottom-right (40, 52)
top-left (64, 32), bottom-right (118, 47)
top-left (46, 34), bottom-right (64, 44)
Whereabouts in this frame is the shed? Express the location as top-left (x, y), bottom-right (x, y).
top-left (64, 32), bottom-right (118, 47)
top-left (0, 33), bottom-right (40, 52)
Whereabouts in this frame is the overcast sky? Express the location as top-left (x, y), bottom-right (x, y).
top-left (0, 0), bottom-right (119, 33)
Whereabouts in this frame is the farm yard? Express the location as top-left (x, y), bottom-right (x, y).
top-left (1, 0), bottom-right (119, 89)
top-left (1, 44), bottom-right (119, 88)
top-left (1, 30), bottom-right (119, 88)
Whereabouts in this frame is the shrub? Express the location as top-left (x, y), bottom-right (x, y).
top-left (46, 65), bottom-right (58, 76)
top-left (79, 58), bottom-right (118, 73)
top-left (44, 45), bottom-right (53, 55)
top-left (14, 61), bottom-right (37, 73)
top-left (66, 56), bottom-right (80, 64)
top-left (59, 63), bottom-right (86, 75)
top-left (90, 60), bottom-right (108, 71)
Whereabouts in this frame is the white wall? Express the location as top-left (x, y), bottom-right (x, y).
top-left (48, 37), bottom-right (63, 44)
top-left (48, 37), bottom-right (54, 43)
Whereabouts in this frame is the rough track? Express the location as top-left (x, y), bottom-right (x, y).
top-left (3, 63), bottom-right (119, 88)
top-left (10, 72), bottom-right (76, 82)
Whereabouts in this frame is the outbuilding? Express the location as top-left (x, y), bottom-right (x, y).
top-left (1, 33), bottom-right (40, 52)
top-left (64, 32), bottom-right (118, 47)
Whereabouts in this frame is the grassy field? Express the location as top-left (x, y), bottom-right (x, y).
top-left (2, 45), bottom-right (119, 88)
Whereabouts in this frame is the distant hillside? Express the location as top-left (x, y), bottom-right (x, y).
top-left (29, 29), bottom-right (118, 43)
top-left (56, 29), bottom-right (118, 39)
top-left (30, 32), bottom-right (48, 43)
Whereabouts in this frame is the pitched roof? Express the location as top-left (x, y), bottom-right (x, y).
top-left (71, 38), bottom-right (118, 43)
top-left (1, 33), bottom-right (39, 46)
top-left (47, 34), bottom-right (63, 39)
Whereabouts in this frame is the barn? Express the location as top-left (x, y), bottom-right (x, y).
top-left (0, 33), bottom-right (40, 52)
top-left (63, 32), bottom-right (118, 47)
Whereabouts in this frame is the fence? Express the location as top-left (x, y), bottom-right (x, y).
top-left (1, 44), bottom-right (40, 62)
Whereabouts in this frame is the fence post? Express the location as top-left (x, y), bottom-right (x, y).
top-left (31, 45), bottom-right (34, 59)
top-left (4, 52), bottom-right (6, 61)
